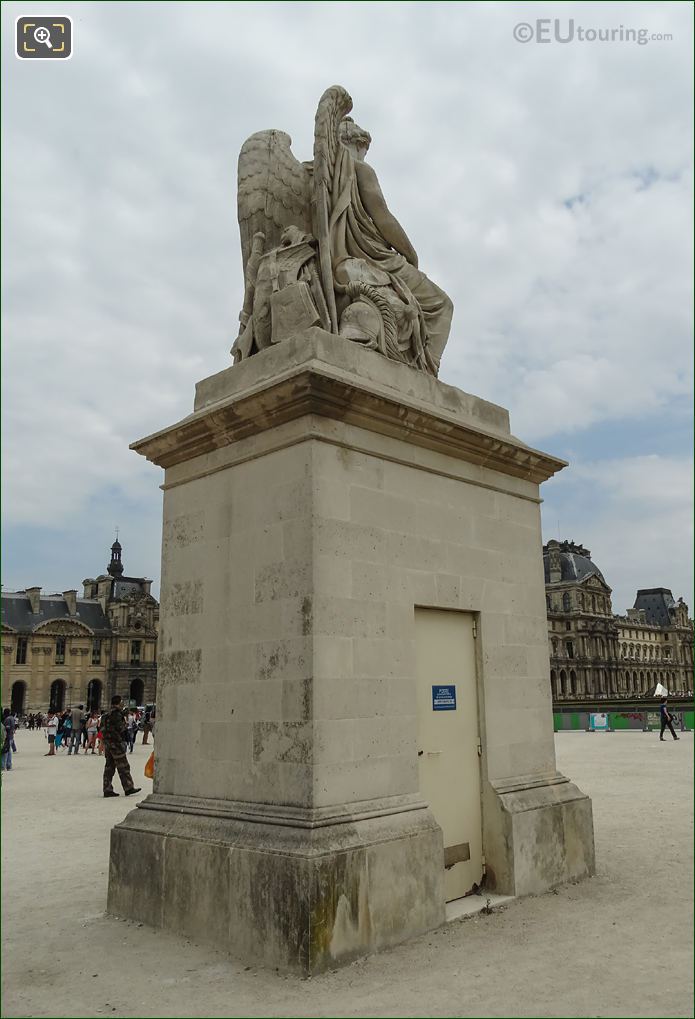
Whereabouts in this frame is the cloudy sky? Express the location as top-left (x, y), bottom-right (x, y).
top-left (2, 1), bottom-right (692, 614)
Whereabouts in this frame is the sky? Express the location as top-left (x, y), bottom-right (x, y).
top-left (2, 1), bottom-right (693, 615)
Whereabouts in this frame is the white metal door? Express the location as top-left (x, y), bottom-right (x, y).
top-left (415, 608), bottom-right (483, 900)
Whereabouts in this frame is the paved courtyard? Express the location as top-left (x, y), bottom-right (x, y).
top-left (2, 729), bottom-right (692, 1018)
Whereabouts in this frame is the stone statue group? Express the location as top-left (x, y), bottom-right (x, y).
top-left (232, 85), bottom-right (453, 377)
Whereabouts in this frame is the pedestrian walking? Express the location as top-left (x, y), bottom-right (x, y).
top-left (55, 710), bottom-right (69, 750)
top-left (125, 711), bottom-right (138, 753)
top-left (44, 711), bottom-right (59, 756)
top-left (68, 705), bottom-right (85, 756)
top-left (1, 709), bottom-right (15, 771)
top-left (660, 698), bottom-right (680, 742)
top-left (142, 707), bottom-right (153, 745)
top-left (85, 713), bottom-right (99, 754)
top-left (101, 696), bottom-right (141, 798)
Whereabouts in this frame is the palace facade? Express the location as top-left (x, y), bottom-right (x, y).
top-left (544, 540), bottom-right (693, 700)
top-left (1, 539), bottom-right (159, 714)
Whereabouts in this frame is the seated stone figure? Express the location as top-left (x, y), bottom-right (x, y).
top-left (331, 116), bottom-right (453, 375)
top-left (232, 86), bottom-right (453, 377)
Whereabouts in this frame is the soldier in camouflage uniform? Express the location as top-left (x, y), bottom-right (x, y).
top-left (101, 695), bottom-right (141, 798)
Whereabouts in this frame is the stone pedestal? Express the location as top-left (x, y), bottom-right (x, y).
top-left (108, 330), bottom-right (594, 973)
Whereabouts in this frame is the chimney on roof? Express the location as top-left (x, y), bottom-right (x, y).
top-left (26, 586), bottom-right (41, 614)
top-left (97, 576), bottom-right (113, 612)
top-left (63, 590), bottom-right (77, 615)
top-left (547, 540), bottom-right (562, 584)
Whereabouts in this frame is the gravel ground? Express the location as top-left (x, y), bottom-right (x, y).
top-left (2, 729), bottom-right (692, 1018)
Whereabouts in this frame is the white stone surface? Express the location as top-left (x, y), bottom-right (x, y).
top-left (110, 333), bottom-right (593, 971)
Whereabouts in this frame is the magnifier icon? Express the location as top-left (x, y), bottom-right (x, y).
top-left (34, 26), bottom-right (52, 48)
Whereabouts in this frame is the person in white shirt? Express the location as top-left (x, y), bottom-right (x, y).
top-left (85, 713), bottom-right (99, 754)
top-left (44, 712), bottom-right (59, 757)
top-left (125, 712), bottom-right (137, 753)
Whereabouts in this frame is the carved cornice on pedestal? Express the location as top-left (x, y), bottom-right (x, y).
top-left (132, 332), bottom-right (566, 486)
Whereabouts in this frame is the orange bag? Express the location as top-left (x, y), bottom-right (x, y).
top-left (144, 750), bottom-right (154, 779)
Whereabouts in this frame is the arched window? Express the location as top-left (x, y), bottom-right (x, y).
top-left (11, 681), bottom-right (26, 715)
top-left (591, 595), bottom-right (597, 613)
top-left (569, 670), bottom-right (577, 697)
top-left (50, 679), bottom-right (66, 711)
top-left (562, 592), bottom-right (571, 612)
top-left (559, 669), bottom-right (567, 698)
top-left (546, 595), bottom-right (551, 612)
top-left (129, 678), bottom-right (144, 706)
top-left (87, 679), bottom-right (103, 712)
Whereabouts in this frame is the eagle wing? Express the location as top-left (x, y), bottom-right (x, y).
top-left (237, 130), bottom-right (311, 277)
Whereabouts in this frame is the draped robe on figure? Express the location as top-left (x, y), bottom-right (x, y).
top-left (327, 144), bottom-right (453, 373)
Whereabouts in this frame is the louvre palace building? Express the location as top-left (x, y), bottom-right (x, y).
top-left (544, 539), bottom-right (693, 701)
top-left (1, 539), bottom-right (159, 714)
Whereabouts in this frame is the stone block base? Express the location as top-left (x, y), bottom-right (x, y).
top-left (483, 773), bottom-right (595, 896)
top-left (108, 795), bottom-right (445, 975)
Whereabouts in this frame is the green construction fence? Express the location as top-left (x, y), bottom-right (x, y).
top-left (554, 710), bottom-right (694, 732)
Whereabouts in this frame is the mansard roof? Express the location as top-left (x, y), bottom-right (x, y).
top-left (0, 592), bottom-right (111, 635)
top-left (111, 577), bottom-right (152, 600)
top-left (633, 588), bottom-right (677, 628)
top-left (543, 542), bottom-right (608, 587)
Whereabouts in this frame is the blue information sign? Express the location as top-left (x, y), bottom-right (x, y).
top-left (432, 685), bottom-right (456, 711)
